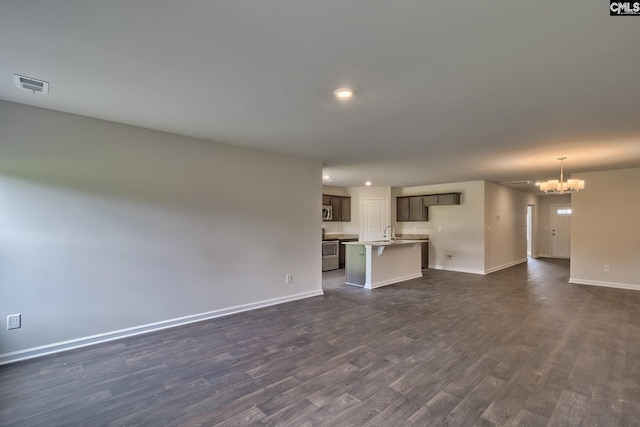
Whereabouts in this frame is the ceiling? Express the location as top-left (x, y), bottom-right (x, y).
top-left (2, 1), bottom-right (640, 192)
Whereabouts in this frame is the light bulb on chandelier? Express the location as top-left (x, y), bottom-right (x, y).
top-left (539, 157), bottom-right (585, 194)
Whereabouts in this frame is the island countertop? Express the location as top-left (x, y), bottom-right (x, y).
top-left (322, 234), bottom-right (359, 241)
top-left (343, 239), bottom-right (428, 246)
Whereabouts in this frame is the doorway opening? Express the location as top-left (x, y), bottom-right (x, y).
top-left (527, 205), bottom-right (533, 257)
top-left (550, 204), bottom-right (572, 259)
top-left (526, 205), bottom-right (538, 258)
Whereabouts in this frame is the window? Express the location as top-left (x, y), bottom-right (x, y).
top-left (557, 208), bottom-right (572, 215)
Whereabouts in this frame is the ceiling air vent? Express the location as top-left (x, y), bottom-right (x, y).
top-left (13, 74), bottom-right (49, 94)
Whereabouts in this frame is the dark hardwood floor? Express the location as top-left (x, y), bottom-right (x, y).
top-left (2, 258), bottom-right (640, 426)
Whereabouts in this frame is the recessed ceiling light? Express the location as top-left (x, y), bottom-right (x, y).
top-left (333, 87), bottom-right (354, 100)
top-left (323, 175), bottom-right (332, 181)
top-left (365, 181), bottom-right (372, 186)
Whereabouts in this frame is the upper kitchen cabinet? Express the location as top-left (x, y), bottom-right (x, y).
top-left (409, 196), bottom-right (426, 220)
top-left (397, 197), bottom-right (410, 222)
top-left (397, 196), bottom-right (429, 222)
top-left (423, 192), bottom-right (461, 206)
top-left (340, 197), bottom-right (351, 222)
top-left (323, 194), bottom-right (351, 222)
top-left (397, 192), bottom-right (460, 222)
top-left (330, 196), bottom-right (342, 221)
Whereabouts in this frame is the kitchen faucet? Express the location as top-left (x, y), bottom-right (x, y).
top-left (383, 225), bottom-right (395, 241)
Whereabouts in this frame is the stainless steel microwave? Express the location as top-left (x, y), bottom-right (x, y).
top-left (322, 205), bottom-right (332, 221)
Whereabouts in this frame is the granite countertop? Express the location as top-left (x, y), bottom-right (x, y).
top-left (322, 234), bottom-right (359, 241)
top-left (343, 239), bottom-right (429, 246)
top-left (395, 234), bottom-right (430, 240)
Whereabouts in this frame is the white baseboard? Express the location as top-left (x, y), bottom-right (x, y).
top-left (484, 258), bottom-right (528, 275)
top-left (0, 290), bottom-right (324, 366)
top-left (366, 272), bottom-right (423, 289)
top-left (569, 278), bottom-right (640, 292)
top-left (431, 265), bottom-right (485, 275)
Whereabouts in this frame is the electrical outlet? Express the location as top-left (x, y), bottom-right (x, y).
top-left (285, 274), bottom-right (293, 284)
top-left (7, 314), bottom-right (21, 330)
top-left (604, 265), bottom-right (610, 272)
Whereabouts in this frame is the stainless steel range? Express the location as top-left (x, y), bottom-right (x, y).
top-left (322, 240), bottom-right (339, 271)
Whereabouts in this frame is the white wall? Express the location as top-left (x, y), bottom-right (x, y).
top-left (0, 101), bottom-right (323, 363)
top-left (484, 182), bottom-right (537, 273)
top-left (570, 168), bottom-right (640, 290)
top-left (536, 194), bottom-right (571, 257)
top-left (394, 181), bottom-right (486, 274)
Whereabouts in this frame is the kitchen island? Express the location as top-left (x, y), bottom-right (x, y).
top-left (343, 239), bottom-right (428, 289)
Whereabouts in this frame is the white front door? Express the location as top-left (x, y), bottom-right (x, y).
top-left (362, 198), bottom-right (389, 242)
top-left (551, 204), bottom-right (571, 258)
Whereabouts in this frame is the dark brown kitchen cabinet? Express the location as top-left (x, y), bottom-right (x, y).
top-left (322, 194), bottom-right (351, 222)
top-left (330, 196), bottom-right (342, 220)
top-left (397, 192), bottom-right (460, 222)
top-left (422, 195), bottom-right (438, 206)
top-left (423, 192), bottom-right (461, 206)
top-left (438, 193), bottom-right (461, 205)
top-left (397, 197), bottom-right (410, 221)
top-left (340, 197), bottom-right (351, 222)
top-left (338, 238), bottom-right (358, 268)
top-left (409, 196), bottom-right (426, 220)
top-left (396, 196), bottom-right (428, 222)
top-left (421, 242), bottom-right (429, 269)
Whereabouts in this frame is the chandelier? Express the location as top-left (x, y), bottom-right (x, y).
top-left (539, 157), bottom-right (585, 194)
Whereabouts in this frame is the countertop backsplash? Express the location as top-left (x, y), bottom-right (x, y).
top-left (322, 222), bottom-right (344, 234)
